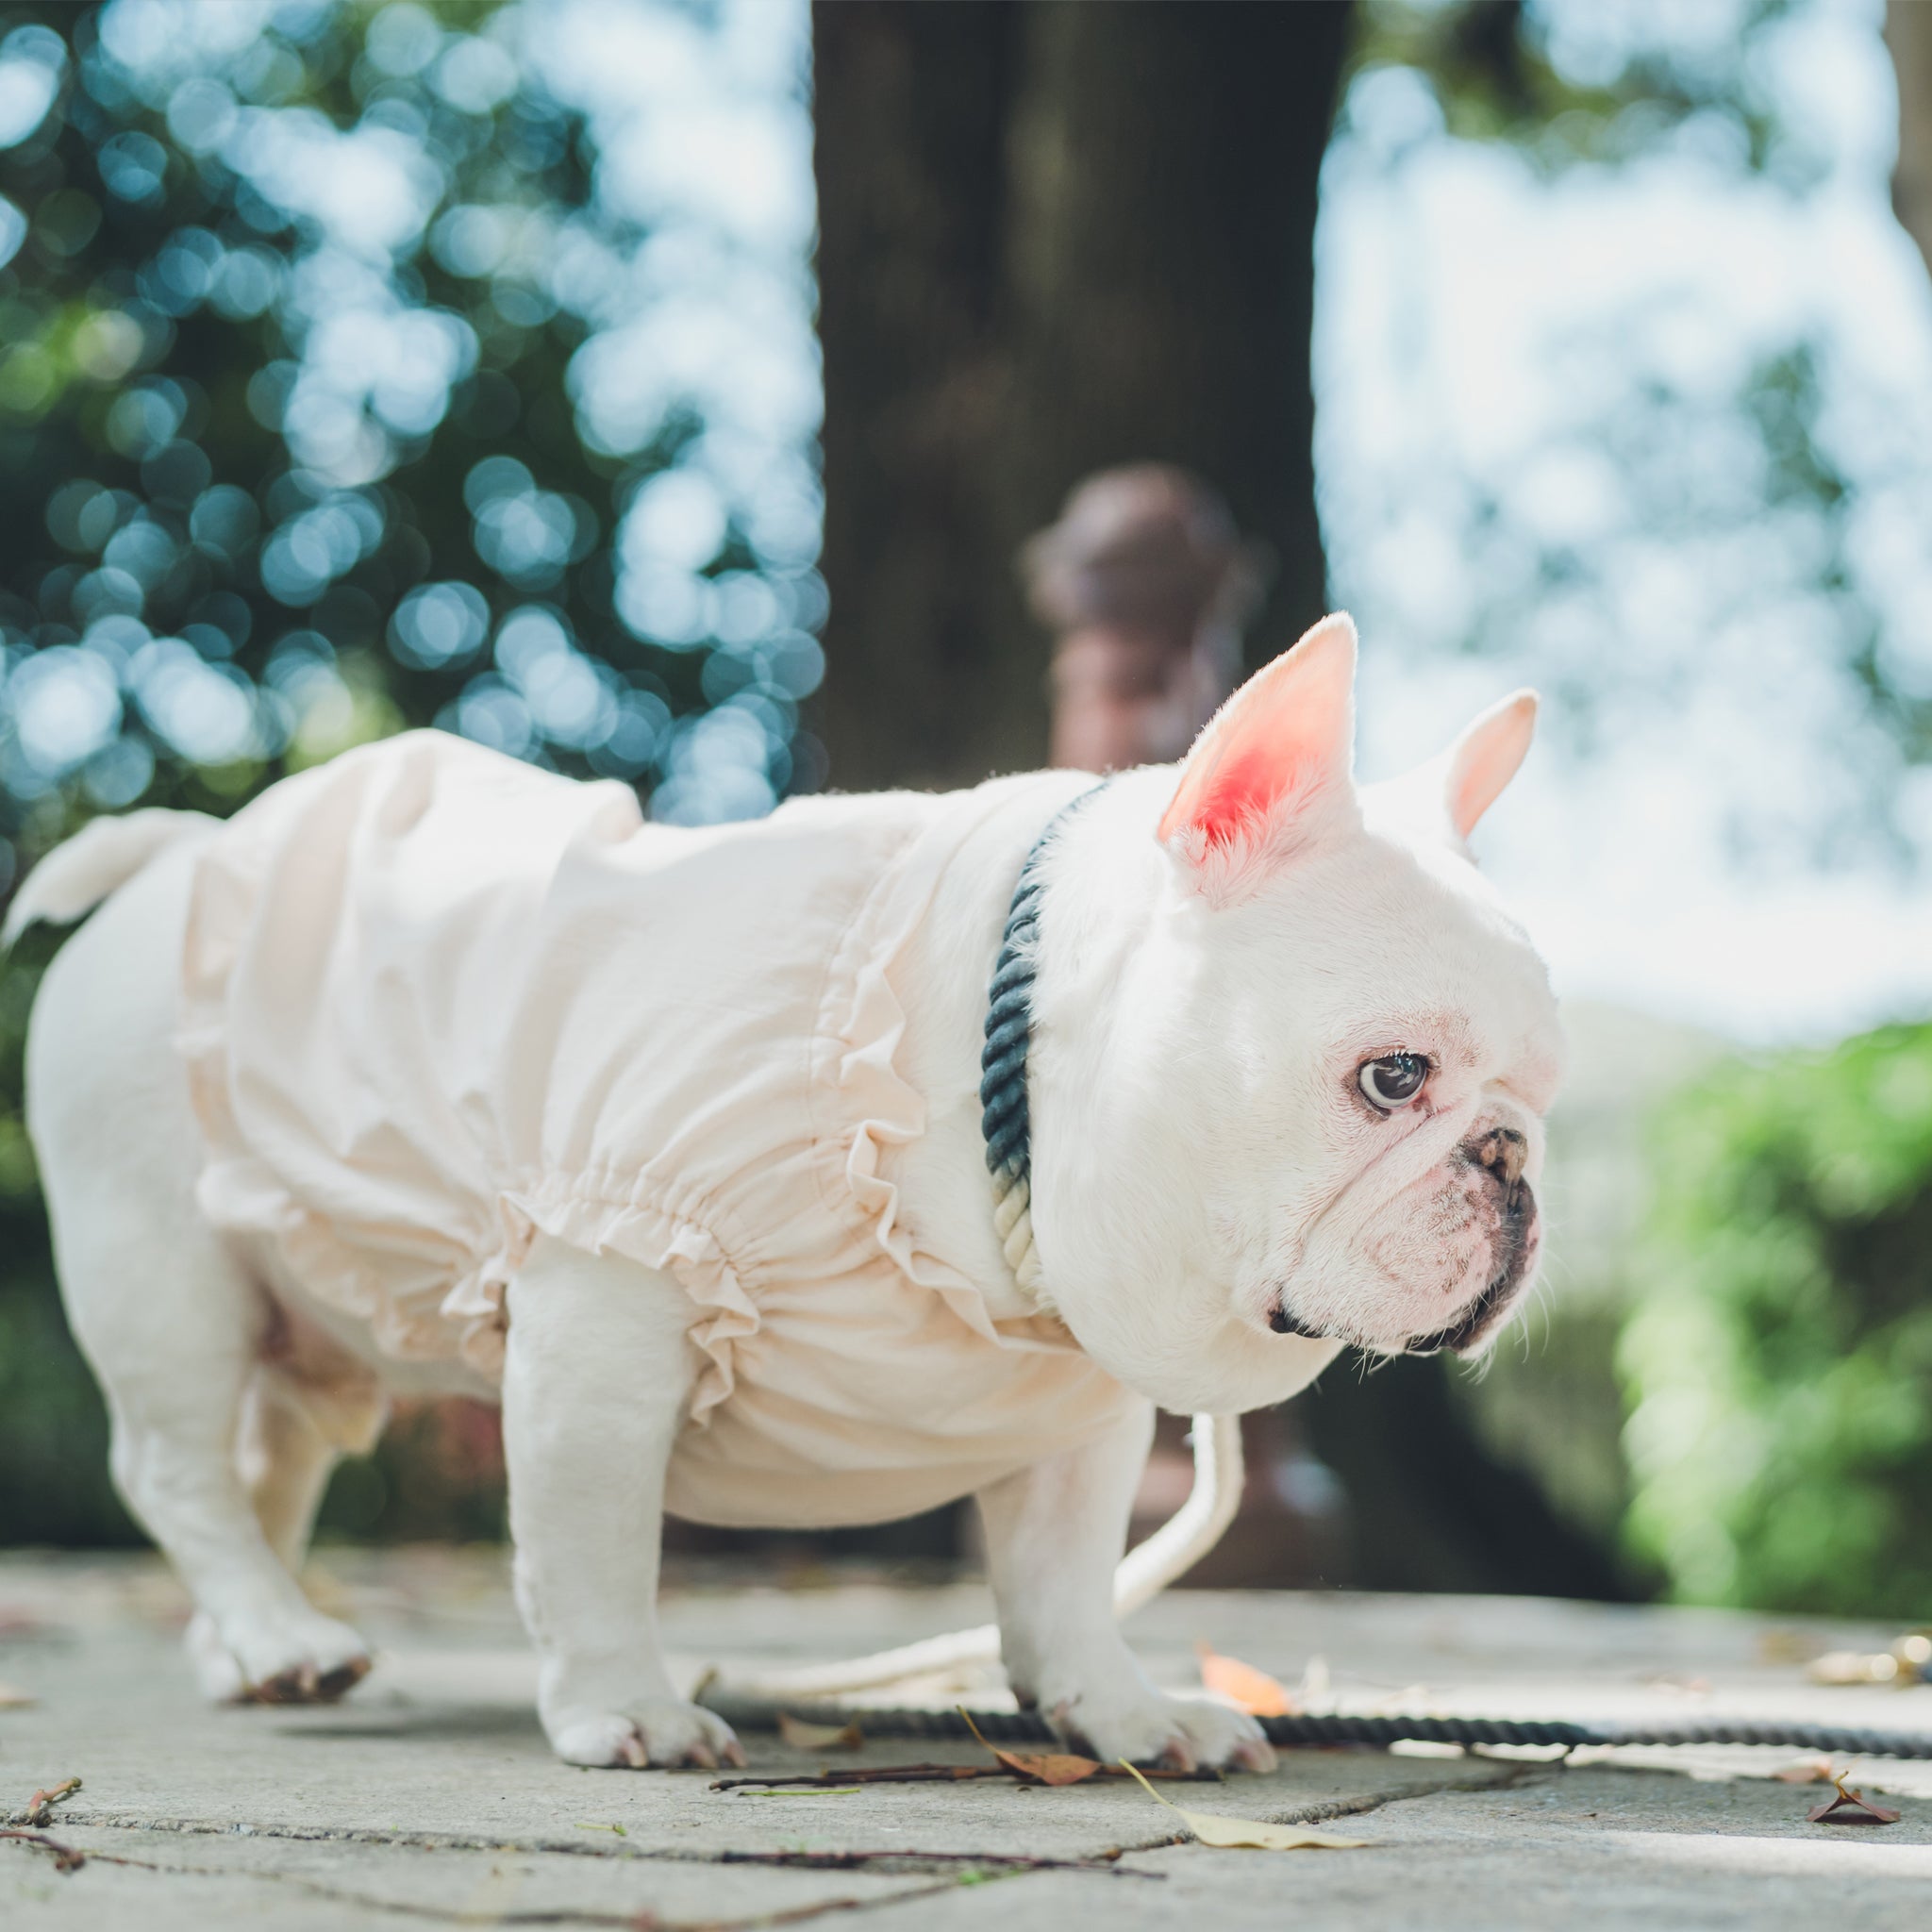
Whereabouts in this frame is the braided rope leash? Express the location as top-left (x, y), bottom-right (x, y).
top-left (976, 784), bottom-right (1108, 1294)
top-left (694, 1691), bottom-right (1932, 1761)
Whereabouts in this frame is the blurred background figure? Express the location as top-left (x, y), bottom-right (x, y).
top-left (1024, 464), bottom-right (1257, 774)
top-left (2, 0), bottom-right (1931, 1624)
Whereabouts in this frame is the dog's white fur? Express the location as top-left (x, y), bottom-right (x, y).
top-left (13, 614), bottom-right (1561, 1774)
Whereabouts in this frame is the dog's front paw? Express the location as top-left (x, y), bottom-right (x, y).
top-left (1052, 1688), bottom-right (1276, 1774)
top-left (190, 1607), bottom-right (373, 1705)
top-left (545, 1698), bottom-right (746, 1771)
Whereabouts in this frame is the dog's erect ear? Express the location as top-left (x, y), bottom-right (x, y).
top-left (1441, 689), bottom-right (1538, 841)
top-left (1158, 612), bottom-right (1357, 892)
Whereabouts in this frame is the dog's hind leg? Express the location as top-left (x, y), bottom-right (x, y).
top-left (242, 1299), bottom-right (391, 1574)
top-left (60, 1219), bottom-right (374, 1704)
top-left (25, 841), bottom-right (372, 1705)
top-left (238, 1370), bottom-right (341, 1573)
top-left (182, 1353), bottom-right (382, 1702)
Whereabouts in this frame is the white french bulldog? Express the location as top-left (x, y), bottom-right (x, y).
top-left (8, 613), bottom-right (1561, 1774)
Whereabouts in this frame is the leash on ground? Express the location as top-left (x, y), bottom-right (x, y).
top-left (692, 1691), bottom-right (1932, 1762)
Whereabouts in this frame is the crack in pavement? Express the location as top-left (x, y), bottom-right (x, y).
top-left (1, 1807), bottom-right (1141, 1872)
top-left (2, 1763), bottom-right (1557, 1925)
top-left (1249, 1759), bottom-right (1559, 1830)
top-left (2, 1830), bottom-right (965, 1931)
top-left (4, 1761), bottom-right (1544, 1862)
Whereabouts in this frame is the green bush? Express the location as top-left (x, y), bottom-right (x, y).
top-left (1619, 1023), bottom-right (1932, 1618)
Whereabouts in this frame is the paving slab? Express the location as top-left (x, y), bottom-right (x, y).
top-left (879, 1769), bottom-right (1932, 1932)
top-left (3, 1548), bottom-right (1932, 1928)
top-left (4, 1824), bottom-right (941, 1932)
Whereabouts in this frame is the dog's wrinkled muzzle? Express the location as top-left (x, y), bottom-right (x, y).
top-left (1270, 1125), bottom-right (1541, 1357)
top-left (1401, 1202), bottom-right (1536, 1356)
top-left (1401, 1126), bottom-right (1537, 1357)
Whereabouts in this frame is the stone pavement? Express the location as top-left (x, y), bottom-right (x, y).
top-left (4, 1548), bottom-right (1932, 1929)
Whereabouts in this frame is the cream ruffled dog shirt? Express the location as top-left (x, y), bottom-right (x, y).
top-left (180, 732), bottom-right (1142, 1528)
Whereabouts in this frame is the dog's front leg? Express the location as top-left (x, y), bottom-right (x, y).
top-left (502, 1234), bottom-right (743, 1771)
top-left (976, 1404), bottom-right (1276, 1774)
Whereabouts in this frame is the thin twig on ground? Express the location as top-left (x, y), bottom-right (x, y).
top-left (712, 1848), bottom-right (1160, 1878)
top-left (25, 1776), bottom-right (82, 1826)
top-left (711, 1763), bottom-right (1214, 1792)
top-left (0, 1826), bottom-right (84, 1873)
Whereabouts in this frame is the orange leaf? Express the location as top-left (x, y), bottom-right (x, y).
top-left (994, 1750), bottom-right (1104, 1786)
top-left (1197, 1643), bottom-right (1298, 1717)
top-left (957, 1707), bottom-right (1102, 1784)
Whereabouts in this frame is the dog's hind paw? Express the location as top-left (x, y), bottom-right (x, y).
top-left (186, 1611), bottom-right (248, 1704)
top-left (546, 1699), bottom-right (746, 1771)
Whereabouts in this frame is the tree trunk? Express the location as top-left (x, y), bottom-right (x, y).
top-left (1890, 0), bottom-right (1932, 282)
top-left (811, 0), bottom-right (1349, 790)
top-left (1300, 1356), bottom-right (1629, 1599)
top-left (808, 0), bottom-right (1630, 1602)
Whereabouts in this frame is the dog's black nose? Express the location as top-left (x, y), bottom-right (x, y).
top-left (1474, 1127), bottom-right (1528, 1197)
top-left (1270, 1303), bottom-right (1325, 1340)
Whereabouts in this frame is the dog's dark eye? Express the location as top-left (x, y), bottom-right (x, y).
top-left (1358, 1053), bottom-right (1430, 1111)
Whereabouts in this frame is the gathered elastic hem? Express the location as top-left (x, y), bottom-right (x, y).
top-left (811, 778), bottom-right (1089, 1362)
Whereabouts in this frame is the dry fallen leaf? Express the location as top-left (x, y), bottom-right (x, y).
top-left (993, 1751), bottom-right (1105, 1787)
top-left (1118, 1761), bottom-right (1369, 1850)
top-left (1807, 1649), bottom-right (1905, 1687)
top-left (1755, 1627), bottom-right (1824, 1667)
top-left (1640, 1673), bottom-right (1712, 1698)
top-left (0, 1684), bottom-right (36, 1710)
top-left (1362, 1684), bottom-right (1440, 1717)
top-left (1773, 1758), bottom-right (1838, 1786)
top-left (1807, 1775), bottom-right (1900, 1826)
top-left (957, 1707), bottom-right (1104, 1784)
top-left (1196, 1643), bottom-right (1299, 1718)
top-left (776, 1711), bottom-right (864, 1752)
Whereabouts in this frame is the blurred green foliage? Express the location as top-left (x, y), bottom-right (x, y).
top-left (1357, 0), bottom-right (1795, 173)
top-left (1339, 2), bottom-right (1932, 853)
top-left (0, 0), bottom-right (820, 1545)
top-left (1620, 1024), bottom-right (1932, 1617)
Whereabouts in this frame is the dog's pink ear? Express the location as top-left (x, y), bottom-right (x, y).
top-left (1441, 689), bottom-right (1537, 841)
top-left (1158, 612), bottom-right (1357, 872)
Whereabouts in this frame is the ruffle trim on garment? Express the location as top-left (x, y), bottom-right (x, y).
top-left (178, 771), bottom-right (1088, 1431)
top-left (811, 780), bottom-right (1088, 1362)
top-left (185, 1147), bottom-right (764, 1425)
top-left (492, 1177), bottom-right (760, 1423)
top-left (178, 819), bottom-right (762, 1421)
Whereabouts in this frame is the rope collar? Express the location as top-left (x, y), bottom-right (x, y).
top-left (978, 782), bottom-right (1108, 1301)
